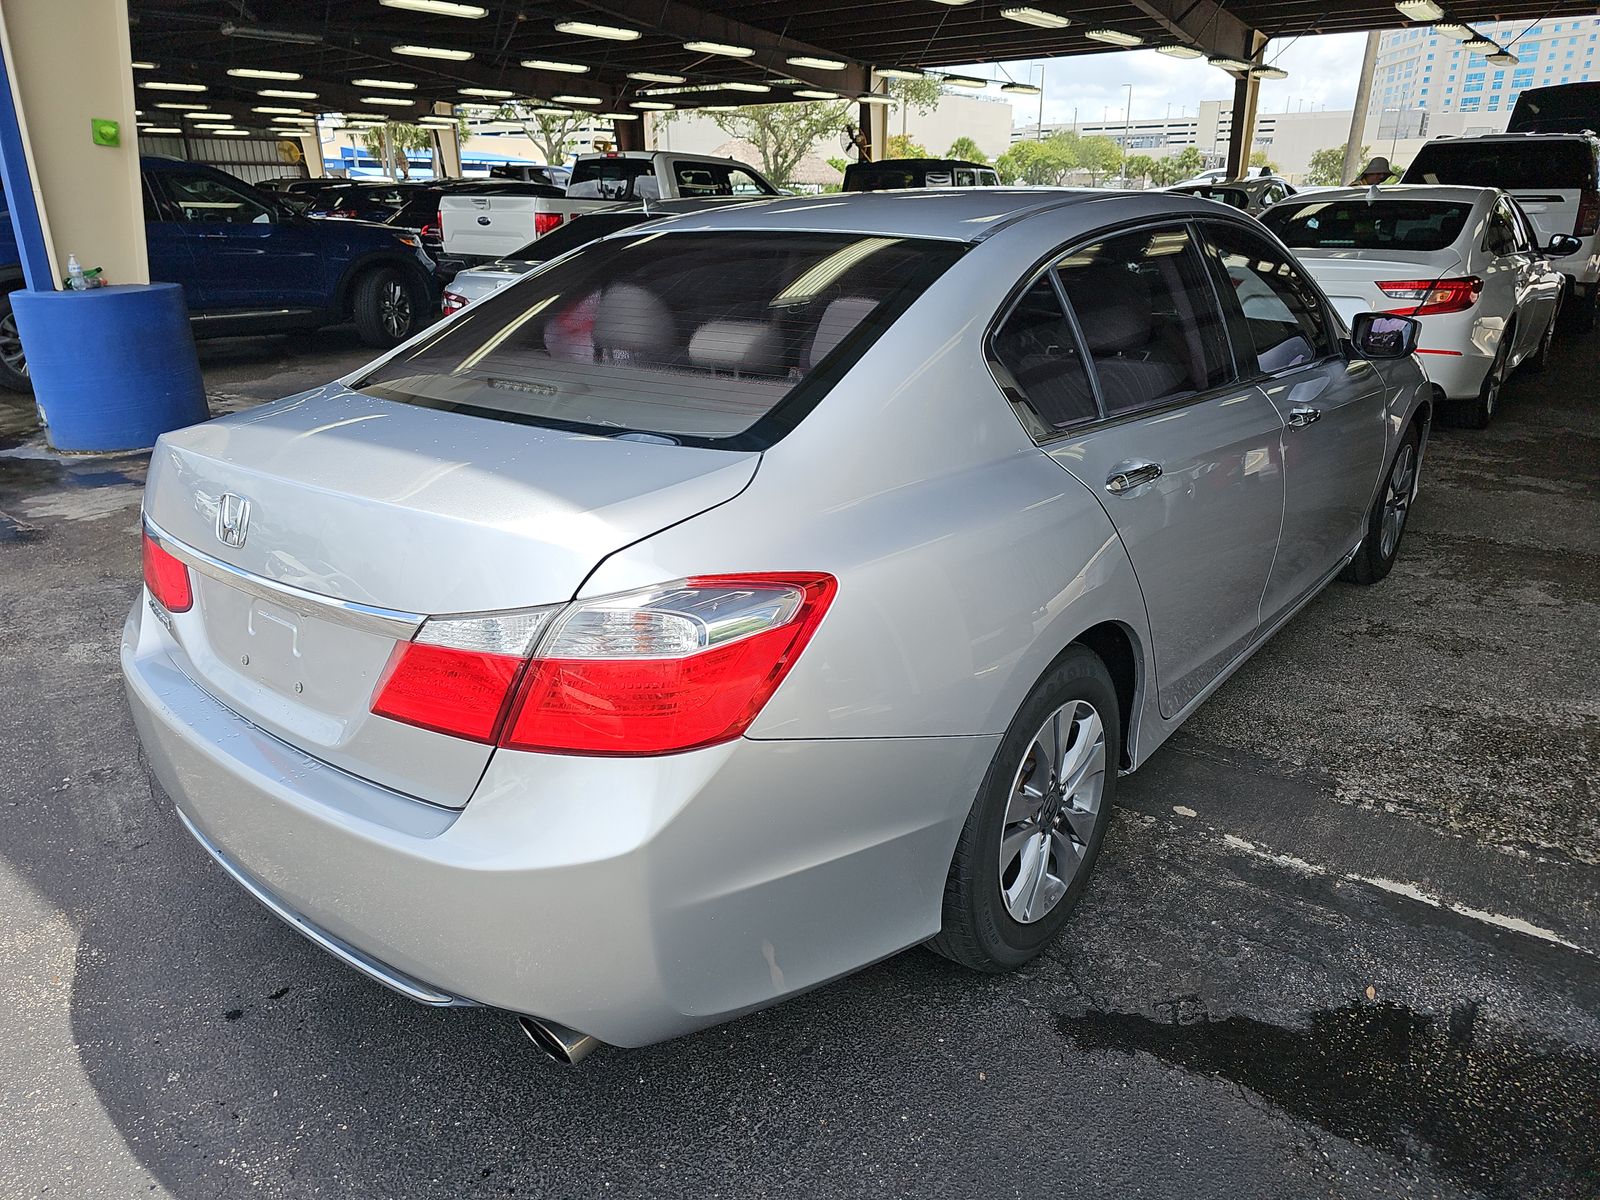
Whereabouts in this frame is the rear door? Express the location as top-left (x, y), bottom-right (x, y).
top-left (1022, 222), bottom-right (1286, 719)
top-left (1200, 218), bottom-right (1388, 619)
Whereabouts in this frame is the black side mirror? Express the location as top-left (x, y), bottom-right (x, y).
top-left (1349, 312), bottom-right (1421, 360)
top-left (1546, 233), bottom-right (1584, 256)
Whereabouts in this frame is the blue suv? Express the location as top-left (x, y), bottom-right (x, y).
top-left (0, 156), bottom-right (440, 392)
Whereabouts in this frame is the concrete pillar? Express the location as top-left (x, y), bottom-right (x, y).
top-left (429, 103), bottom-right (461, 179)
top-left (296, 133), bottom-right (325, 178)
top-left (0, 0), bottom-right (147, 286)
top-left (1343, 32), bottom-right (1382, 186)
top-left (858, 100), bottom-right (888, 162)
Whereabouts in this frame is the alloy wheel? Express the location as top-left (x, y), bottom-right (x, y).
top-left (997, 699), bottom-right (1107, 924)
top-left (380, 279), bottom-right (413, 340)
top-left (1380, 441), bottom-right (1416, 561)
top-left (0, 311), bottom-right (27, 377)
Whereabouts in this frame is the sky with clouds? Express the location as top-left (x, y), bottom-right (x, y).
top-left (952, 32), bottom-right (1371, 128)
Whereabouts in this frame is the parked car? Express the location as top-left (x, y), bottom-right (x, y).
top-left (438, 152), bottom-right (778, 266)
top-left (1402, 133), bottom-right (1600, 329)
top-left (1168, 175), bottom-right (1296, 215)
top-left (1260, 185), bottom-right (1571, 428)
top-left (440, 197), bottom-right (766, 314)
top-left (300, 181), bottom-right (427, 222)
top-left (1507, 81), bottom-right (1600, 135)
top-left (125, 189), bottom-right (1429, 1060)
top-left (0, 157), bottom-right (439, 392)
top-left (487, 163), bottom-right (569, 187)
top-left (842, 158), bottom-right (1000, 191)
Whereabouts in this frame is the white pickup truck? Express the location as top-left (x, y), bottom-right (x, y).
top-left (438, 151), bottom-right (780, 265)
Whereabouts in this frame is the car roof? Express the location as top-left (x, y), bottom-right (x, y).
top-left (1273, 184), bottom-right (1495, 205)
top-left (616, 187), bottom-right (1186, 243)
top-left (849, 158), bottom-right (994, 170)
top-left (1421, 131), bottom-right (1599, 144)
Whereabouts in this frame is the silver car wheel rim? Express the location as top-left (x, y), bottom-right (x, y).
top-left (998, 699), bottom-right (1106, 924)
top-left (1380, 442), bottom-right (1415, 560)
top-left (0, 312), bottom-right (26, 376)
top-left (380, 280), bottom-right (412, 339)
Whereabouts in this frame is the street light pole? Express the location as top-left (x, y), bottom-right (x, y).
top-left (1122, 83), bottom-right (1133, 183)
top-left (1035, 62), bottom-right (1046, 140)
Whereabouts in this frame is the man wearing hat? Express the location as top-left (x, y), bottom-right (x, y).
top-left (1352, 156), bottom-right (1395, 186)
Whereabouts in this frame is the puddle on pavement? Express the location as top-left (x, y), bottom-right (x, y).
top-left (0, 396), bottom-right (40, 450)
top-left (1058, 1000), bottom-right (1599, 1197)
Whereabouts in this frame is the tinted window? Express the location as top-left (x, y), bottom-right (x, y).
top-left (1181, 186), bottom-right (1250, 209)
top-left (1203, 222), bottom-right (1334, 374)
top-left (1054, 225), bottom-right (1233, 416)
top-left (568, 159), bottom-right (654, 200)
top-left (1508, 83), bottom-right (1600, 133)
top-left (1484, 201), bottom-right (1519, 255)
top-left (1404, 140), bottom-right (1597, 189)
top-left (158, 172), bottom-right (274, 224)
top-left (844, 165), bottom-right (920, 191)
top-left (672, 163), bottom-right (775, 196)
top-left (990, 277), bottom-right (1097, 431)
top-left (1263, 199), bottom-right (1474, 251)
top-left (360, 231), bottom-right (962, 446)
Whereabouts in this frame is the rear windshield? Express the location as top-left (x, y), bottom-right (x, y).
top-left (568, 159), bottom-right (654, 200)
top-left (1263, 198), bottom-right (1474, 251)
top-left (1508, 85), bottom-right (1600, 134)
top-left (845, 165), bottom-right (923, 191)
top-left (1179, 186), bottom-right (1249, 209)
top-left (1403, 141), bottom-right (1596, 190)
top-left (360, 231), bottom-right (963, 448)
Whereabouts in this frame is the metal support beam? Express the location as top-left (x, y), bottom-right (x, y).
top-left (614, 119), bottom-right (645, 152)
top-left (1125, 0), bottom-right (1258, 59)
top-left (1225, 32), bottom-right (1269, 178)
top-left (0, 21), bottom-right (53, 290)
top-left (1343, 31), bottom-right (1381, 186)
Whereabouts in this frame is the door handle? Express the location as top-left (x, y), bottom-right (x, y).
top-left (1105, 461), bottom-right (1163, 495)
top-left (1286, 406), bottom-right (1322, 429)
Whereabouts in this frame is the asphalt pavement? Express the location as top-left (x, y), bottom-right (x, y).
top-left (1, 324), bottom-right (1596, 1199)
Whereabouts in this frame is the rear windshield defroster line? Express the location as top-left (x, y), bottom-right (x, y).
top-left (357, 230), bottom-right (966, 450)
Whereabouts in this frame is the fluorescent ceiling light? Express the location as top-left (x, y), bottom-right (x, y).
top-left (1208, 55), bottom-right (1252, 70)
top-left (521, 58), bottom-right (589, 73)
top-left (701, 105), bottom-right (737, 112)
top-left (1001, 81), bottom-right (1042, 95)
top-left (1461, 37), bottom-right (1496, 52)
top-left (1254, 64), bottom-right (1289, 79)
top-left (140, 81), bottom-right (208, 91)
top-left (132, 61), bottom-right (158, 70)
top-left (227, 67), bottom-right (301, 80)
top-left (630, 100), bottom-right (678, 109)
top-left (1433, 22), bottom-right (1472, 38)
top-left (683, 40), bottom-right (754, 57)
top-left (1156, 43), bottom-right (1204, 58)
top-left (352, 79), bottom-right (416, 91)
top-left (600, 112), bottom-right (640, 120)
top-left (213, 130), bottom-right (251, 136)
top-left (379, 0), bottom-right (486, 16)
top-left (459, 87), bottom-right (513, 97)
top-left (185, 111), bottom-right (232, 119)
top-left (875, 67), bottom-right (925, 80)
top-left (193, 123), bottom-right (237, 129)
top-left (269, 129), bottom-right (303, 136)
top-left (141, 126), bottom-right (181, 133)
top-left (555, 20), bottom-right (640, 40)
top-left (927, 0), bottom-right (974, 6)
top-left (220, 23), bottom-right (322, 45)
top-left (344, 112), bottom-right (389, 119)
top-left (942, 73), bottom-right (989, 89)
top-left (1001, 7), bottom-right (1072, 29)
top-left (259, 88), bottom-right (317, 99)
top-left (1394, 0), bottom-right (1443, 20)
top-left (276, 115), bottom-right (317, 123)
top-left (154, 102), bottom-right (204, 109)
top-left (721, 81), bottom-right (770, 92)
top-left (393, 44), bottom-right (474, 60)
top-left (628, 71), bottom-right (686, 83)
top-left (252, 106), bottom-right (304, 114)
top-left (529, 106), bottom-right (573, 116)
top-left (1486, 50), bottom-right (1519, 65)
top-left (363, 96), bottom-right (418, 105)
top-left (553, 94), bottom-right (603, 105)
top-left (1086, 28), bottom-right (1143, 46)
top-left (793, 89), bottom-right (840, 99)
top-left (787, 55), bottom-right (848, 70)
top-left (856, 92), bottom-right (893, 104)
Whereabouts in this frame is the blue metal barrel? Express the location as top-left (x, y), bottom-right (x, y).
top-left (10, 282), bottom-right (208, 452)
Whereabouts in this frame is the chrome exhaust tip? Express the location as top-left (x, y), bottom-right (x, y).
top-left (517, 1015), bottom-right (600, 1065)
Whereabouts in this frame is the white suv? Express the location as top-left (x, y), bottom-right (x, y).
top-left (1403, 133), bottom-right (1600, 329)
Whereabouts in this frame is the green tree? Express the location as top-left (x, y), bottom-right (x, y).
top-left (888, 75), bottom-right (945, 115)
top-left (1249, 148), bottom-right (1279, 173)
top-left (946, 136), bottom-right (987, 163)
top-left (1075, 135), bottom-right (1122, 185)
top-left (996, 137), bottom-right (1074, 185)
top-left (1146, 146), bottom-right (1204, 187)
top-left (886, 133), bottom-right (927, 158)
top-left (497, 104), bottom-right (590, 167)
top-left (1124, 154), bottom-right (1155, 186)
top-left (358, 121), bottom-right (432, 179)
top-left (1306, 144), bottom-right (1366, 186)
top-left (701, 100), bottom-right (851, 185)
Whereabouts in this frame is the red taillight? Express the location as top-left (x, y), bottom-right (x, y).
top-left (1377, 276), bottom-right (1482, 316)
top-left (533, 211), bottom-right (565, 237)
top-left (1576, 189), bottom-right (1600, 237)
top-left (141, 531), bottom-right (193, 613)
top-left (367, 574), bottom-right (836, 756)
top-left (330, 207), bottom-right (359, 219)
top-left (370, 643), bottom-right (525, 743)
top-left (441, 289), bottom-right (468, 315)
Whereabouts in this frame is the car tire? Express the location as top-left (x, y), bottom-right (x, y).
top-left (1527, 298), bottom-right (1561, 374)
top-left (0, 290), bottom-right (32, 394)
top-left (1340, 421), bottom-right (1422, 586)
top-left (1456, 333), bottom-right (1510, 430)
top-left (352, 266), bottom-right (428, 348)
top-left (928, 645), bottom-right (1119, 973)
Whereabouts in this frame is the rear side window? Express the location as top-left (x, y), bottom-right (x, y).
top-left (1263, 199), bottom-right (1474, 251)
top-left (1054, 225), bottom-right (1234, 417)
top-left (672, 163), bottom-right (775, 196)
top-left (990, 278), bottom-right (1097, 431)
top-left (1202, 221), bottom-right (1334, 373)
top-left (568, 159), bottom-right (655, 200)
top-left (360, 231), bottom-right (962, 447)
top-left (1404, 140), bottom-right (1596, 190)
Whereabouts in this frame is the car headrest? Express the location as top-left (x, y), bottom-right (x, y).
top-left (592, 284), bottom-right (674, 357)
top-left (1065, 265), bottom-right (1153, 355)
top-left (688, 320), bottom-right (783, 375)
top-left (805, 297), bottom-right (877, 368)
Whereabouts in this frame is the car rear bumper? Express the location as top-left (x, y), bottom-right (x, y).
top-left (122, 600), bottom-right (996, 1048)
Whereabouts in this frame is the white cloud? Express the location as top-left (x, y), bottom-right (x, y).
top-left (950, 32), bottom-right (1371, 127)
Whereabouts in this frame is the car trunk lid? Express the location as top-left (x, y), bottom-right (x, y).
top-left (142, 385), bottom-right (758, 807)
top-left (1296, 249), bottom-right (1465, 324)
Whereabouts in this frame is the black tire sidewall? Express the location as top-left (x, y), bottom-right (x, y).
top-left (0, 292), bottom-right (31, 394)
top-left (354, 266), bottom-right (425, 347)
top-left (958, 647), bottom-right (1121, 969)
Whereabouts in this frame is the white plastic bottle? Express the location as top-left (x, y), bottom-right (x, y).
top-left (66, 254), bottom-right (85, 291)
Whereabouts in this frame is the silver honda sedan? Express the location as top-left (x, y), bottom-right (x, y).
top-left (124, 189), bottom-right (1432, 1062)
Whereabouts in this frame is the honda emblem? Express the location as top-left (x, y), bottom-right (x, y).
top-left (216, 493), bottom-right (251, 549)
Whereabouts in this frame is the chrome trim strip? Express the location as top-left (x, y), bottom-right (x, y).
top-left (175, 807), bottom-right (470, 1008)
top-left (143, 516), bottom-right (425, 640)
